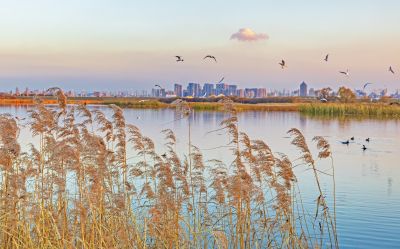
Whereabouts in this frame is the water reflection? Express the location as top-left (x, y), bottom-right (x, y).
top-left (0, 105), bottom-right (399, 249)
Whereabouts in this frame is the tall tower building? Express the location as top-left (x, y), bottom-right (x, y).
top-left (174, 84), bottom-right (183, 97)
top-left (300, 81), bottom-right (308, 97)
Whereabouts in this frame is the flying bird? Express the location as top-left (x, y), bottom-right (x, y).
top-left (15, 116), bottom-right (26, 121)
top-left (363, 83), bottom-right (373, 90)
top-left (350, 137), bottom-right (354, 141)
top-left (324, 54), bottom-right (329, 62)
top-left (341, 140), bottom-right (350, 145)
top-left (362, 145), bottom-right (367, 151)
top-left (279, 60), bottom-right (286, 69)
top-left (366, 138), bottom-right (370, 142)
top-left (339, 69), bottom-right (349, 77)
top-left (175, 56), bottom-right (184, 62)
top-left (204, 55), bottom-right (217, 62)
top-left (218, 77), bottom-right (225, 84)
top-left (389, 66), bottom-right (395, 74)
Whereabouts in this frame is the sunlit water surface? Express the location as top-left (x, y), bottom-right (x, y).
top-left (2, 105), bottom-right (400, 249)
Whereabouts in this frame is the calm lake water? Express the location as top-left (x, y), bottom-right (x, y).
top-left (1, 105), bottom-right (400, 249)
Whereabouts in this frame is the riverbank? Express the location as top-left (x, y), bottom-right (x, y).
top-left (102, 99), bottom-right (400, 117)
top-left (0, 97), bottom-right (102, 105)
top-left (299, 102), bottom-right (400, 118)
top-left (2, 96), bottom-right (400, 117)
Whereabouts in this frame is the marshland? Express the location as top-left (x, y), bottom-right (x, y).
top-left (0, 90), bottom-right (399, 248)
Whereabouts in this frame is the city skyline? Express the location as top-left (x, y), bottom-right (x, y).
top-left (6, 81), bottom-right (399, 100)
top-left (0, 1), bottom-right (399, 91)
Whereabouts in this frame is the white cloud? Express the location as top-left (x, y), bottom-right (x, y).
top-left (230, 28), bottom-right (269, 42)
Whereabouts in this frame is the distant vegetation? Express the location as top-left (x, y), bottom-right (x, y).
top-left (2, 95), bottom-right (400, 118)
top-left (299, 103), bottom-right (400, 118)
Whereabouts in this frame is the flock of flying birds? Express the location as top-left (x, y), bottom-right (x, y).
top-left (175, 54), bottom-right (396, 87)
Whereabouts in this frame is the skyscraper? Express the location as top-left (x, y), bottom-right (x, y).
top-left (227, 85), bottom-right (238, 96)
top-left (174, 84), bottom-right (183, 97)
top-left (300, 81), bottom-right (308, 97)
top-left (202, 83), bottom-right (215, 97)
top-left (187, 83), bottom-right (201, 97)
top-left (256, 88), bottom-right (267, 98)
top-left (245, 88), bottom-right (257, 98)
top-left (215, 83), bottom-right (229, 96)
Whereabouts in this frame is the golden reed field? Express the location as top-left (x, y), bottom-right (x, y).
top-left (0, 89), bottom-right (338, 248)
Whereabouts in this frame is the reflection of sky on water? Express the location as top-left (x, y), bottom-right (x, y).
top-left (1, 105), bottom-right (399, 249)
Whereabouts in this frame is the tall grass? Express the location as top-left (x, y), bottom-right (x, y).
top-left (0, 89), bottom-right (338, 248)
top-left (300, 103), bottom-right (400, 118)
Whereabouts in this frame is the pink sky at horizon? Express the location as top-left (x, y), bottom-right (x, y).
top-left (0, 0), bottom-right (399, 91)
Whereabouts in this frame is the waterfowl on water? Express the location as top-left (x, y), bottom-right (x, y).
top-left (341, 140), bottom-right (350, 145)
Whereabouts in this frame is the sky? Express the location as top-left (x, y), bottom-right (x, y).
top-left (0, 0), bottom-right (399, 91)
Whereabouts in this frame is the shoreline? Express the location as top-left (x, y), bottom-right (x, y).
top-left (1, 97), bottom-right (400, 118)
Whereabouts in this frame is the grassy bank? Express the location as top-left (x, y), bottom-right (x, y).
top-left (299, 103), bottom-right (400, 118)
top-left (0, 97), bottom-right (101, 105)
top-left (3, 96), bottom-right (400, 118)
top-left (111, 100), bottom-right (300, 111)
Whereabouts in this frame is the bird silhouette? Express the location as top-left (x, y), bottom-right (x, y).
top-left (218, 77), bottom-right (225, 84)
top-left (155, 84), bottom-right (162, 89)
top-left (341, 140), bottom-right (350, 145)
top-left (15, 116), bottom-right (26, 121)
top-left (324, 54), bottom-right (329, 62)
top-left (175, 56), bottom-right (184, 62)
top-left (389, 66), bottom-right (395, 74)
top-left (363, 83), bottom-right (373, 91)
top-left (204, 55), bottom-right (217, 62)
top-left (362, 145), bottom-right (367, 151)
top-left (161, 153), bottom-right (167, 158)
top-left (339, 69), bottom-right (349, 76)
top-left (279, 60), bottom-right (286, 69)
top-left (366, 138), bottom-right (370, 142)
top-left (350, 136), bottom-right (354, 141)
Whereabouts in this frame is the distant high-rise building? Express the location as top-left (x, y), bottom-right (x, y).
top-left (245, 88), bottom-right (257, 98)
top-left (256, 88), bottom-right (267, 98)
top-left (187, 83), bottom-right (201, 97)
top-left (174, 84), bottom-right (183, 97)
top-left (202, 83), bottom-right (215, 97)
top-left (237, 89), bottom-right (245, 98)
top-left (151, 88), bottom-right (160, 97)
top-left (227, 85), bottom-right (237, 96)
top-left (215, 83), bottom-right (229, 96)
top-left (308, 88), bottom-right (315, 97)
top-left (300, 81), bottom-right (308, 97)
